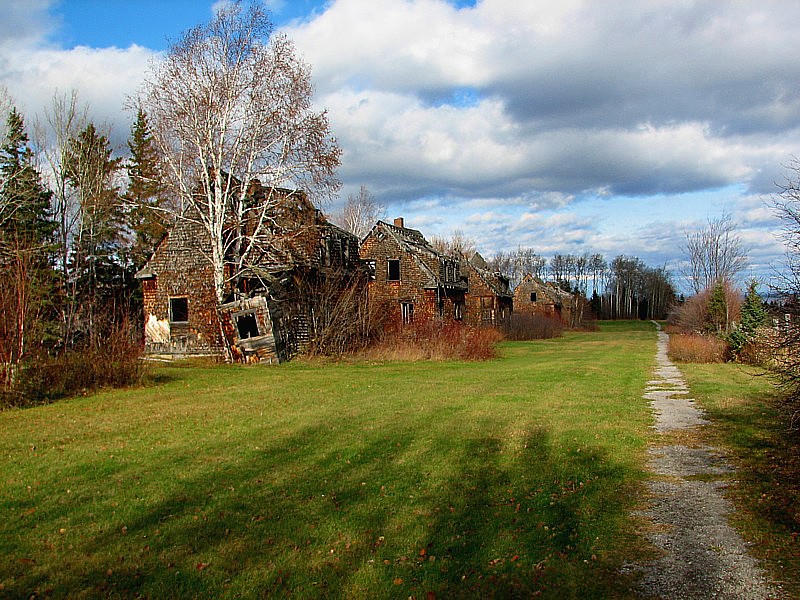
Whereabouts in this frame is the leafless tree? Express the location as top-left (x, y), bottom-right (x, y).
top-left (430, 229), bottom-right (476, 258)
top-left (34, 90), bottom-right (89, 345)
top-left (769, 162), bottom-right (800, 424)
top-left (331, 185), bottom-right (384, 239)
top-left (683, 212), bottom-right (748, 295)
top-left (140, 2), bottom-right (340, 303)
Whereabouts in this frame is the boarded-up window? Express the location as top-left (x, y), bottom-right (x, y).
top-left (236, 312), bottom-right (260, 339)
top-left (401, 301), bottom-right (414, 324)
top-left (170, 297), bottom-right (188, 323)
top-left (388, 259), bottom-right (401, 281)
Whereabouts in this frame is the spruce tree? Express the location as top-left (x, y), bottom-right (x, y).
top-left (729, 280), bottom-right (769, 358)
top-left (0, 108), bottom-right (54, 246)
top-left (125, 108), bottom-right (168, 270)
top-left (0, 108), bottom-right (57, 380)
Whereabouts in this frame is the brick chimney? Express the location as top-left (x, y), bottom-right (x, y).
top-left (394, 217), bottom-right (404, 228)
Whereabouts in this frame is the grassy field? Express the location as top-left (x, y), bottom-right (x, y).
top-left (679, 362), bottom-right (800, 598)
top-left (1, 322), bottom-right (658, 598)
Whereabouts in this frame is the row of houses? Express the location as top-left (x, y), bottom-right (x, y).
top-left (136, 187), bottom-right (577, 363)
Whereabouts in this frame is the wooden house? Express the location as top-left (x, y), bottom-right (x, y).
top-left (359, 218), bottom-right (467, 324)
top-left (462, 252), bottom-right (513, 328)
top-left (136, 185), bottom-right (362, 363)
top-left (513, 273), bottom-right (576, 325)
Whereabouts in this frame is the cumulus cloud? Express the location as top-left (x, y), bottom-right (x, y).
top-left (1, 0), bottom-right (798, 285)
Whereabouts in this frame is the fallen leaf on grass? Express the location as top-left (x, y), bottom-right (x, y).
top-left (196, 562), bottom-right (210, 571)
top-left (393, 578), bottom-right (403, 585)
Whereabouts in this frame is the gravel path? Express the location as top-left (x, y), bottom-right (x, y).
top-left (630, 323), bottom-right (784, 599)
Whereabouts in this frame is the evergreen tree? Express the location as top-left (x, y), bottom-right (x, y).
top-left (706, 281), bottom-right (728, 334)
top-left (125, 108), bottom-right (168, 271)
top-left (729, 280), bottom-right (769, 357)
top-left (0, 108), bottom-right (57, 384)
top-left (64, 123), bottom-right (127, 327)
top-left (0, 108), bottom-right (54, 246)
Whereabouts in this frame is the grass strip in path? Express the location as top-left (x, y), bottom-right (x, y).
top-left (1, 321), bottom-right (656, 599)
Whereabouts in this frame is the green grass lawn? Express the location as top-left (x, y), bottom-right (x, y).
top-left (1, 322), bottom-right (657, 599)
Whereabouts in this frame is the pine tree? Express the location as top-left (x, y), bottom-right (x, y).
top-left (125, 108), bottom-right (168, 271)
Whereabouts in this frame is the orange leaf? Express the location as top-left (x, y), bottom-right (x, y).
top-left (393, 578), bottom-right (403, 585)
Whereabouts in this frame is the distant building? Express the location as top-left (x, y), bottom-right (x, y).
top-left (462, 252), bottom-right (513, 328)
top-left (359, 218), bottom-right (467, 324)
top-left (513, 273), bottom-right (576, 325)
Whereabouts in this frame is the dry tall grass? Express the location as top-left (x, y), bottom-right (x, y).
top-left (668, 333), bottom-right (729, 363)
top-left (358, 317), bottom-right (503, 361)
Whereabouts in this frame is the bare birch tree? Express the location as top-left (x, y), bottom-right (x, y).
top-left (683, 213), bottom-right (748, 294)
top-left (332, 185), bottom-right (384, 239)
top-left (140, 2), bottom-right (340, 303)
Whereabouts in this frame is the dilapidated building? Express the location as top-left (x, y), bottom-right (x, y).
top-left (136, 186), bottom-right (362, 362)
top-left (359, 218), bottom-right (467, 324)
top-left (513, 273), bottom-right (577, 326)
top-left (462, 252), bottom-right (513, 328)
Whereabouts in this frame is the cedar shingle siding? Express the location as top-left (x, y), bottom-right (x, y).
top-left (136, 186), bottom-right (362, 363)
top-left (359, 218), bottom-right (467, 324)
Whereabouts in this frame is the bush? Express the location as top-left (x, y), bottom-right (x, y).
top-left (6, 318), bottom-right (145, 407)
top-left (504, 313), bottom-right (564, 341)
top-left (668, 333), bottom-right (730, 363)
top-left (360, 317), bottom-right (503, 361)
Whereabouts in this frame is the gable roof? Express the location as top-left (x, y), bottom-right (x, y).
top-left (464, 253), bottom-right (512, 298)
top-left (366, 220), bottom-right (466, 290)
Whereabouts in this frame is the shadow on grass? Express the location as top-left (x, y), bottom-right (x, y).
top-left (3, 422), bottom-right (639, 599)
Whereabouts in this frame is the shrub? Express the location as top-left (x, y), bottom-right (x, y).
top-left (668, 333), bottom-right (730, 363)
top-left (504, 313), bottom-right (564, 341)
top-left (8, 317), bottom-right (145, 407)
top-left (360, 316), bottom-right (503, 361)
top-left (668, 281), bottom-right (743, 335)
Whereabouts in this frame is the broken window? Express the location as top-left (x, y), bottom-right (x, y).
top-left (366, 260), bottom-right (376, 280)
top-left (401, 302), bottom-right (414, 324)
top-left (236, 312), bottom-right (260, 339)
top-left (170, 297), bottom-right (188, 323)
top-left (388, 259), bottom-right (401, 281)
top-left (530, 292), bottom-right (537, 302)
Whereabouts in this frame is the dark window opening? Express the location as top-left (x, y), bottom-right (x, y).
top-left (366, 260), bottom-right (376, 280)
top-left (236, 312), bottom-right (260, 339)
top-left (401, 302), bottom-right (414, 324)
top-left (530, 292), bottom-right (537, 302)
top-left (388, 259), bottom-right (401, 281)
top-left (170, 297), bottom-right (188, 323)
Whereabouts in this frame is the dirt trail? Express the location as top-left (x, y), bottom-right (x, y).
top-left (630, 323), bottom-right (783, 599)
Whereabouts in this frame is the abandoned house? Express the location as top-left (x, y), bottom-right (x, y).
top-left (462, 252), bottom-right (513, 328)
top-left (513, 273), bottom-right (577, 326)
top-left (136, 184), bottom-right (362, 363)
top-left (359, 218), bottom-right (467, 324)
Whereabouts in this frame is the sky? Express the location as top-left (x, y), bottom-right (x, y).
top-left (1, 0), bottom-right (799, 293)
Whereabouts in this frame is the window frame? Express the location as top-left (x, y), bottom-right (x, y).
top-left (387, 258), bottom-right (401, 281)
top-left (169, 297), bottom-right (189, 324)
